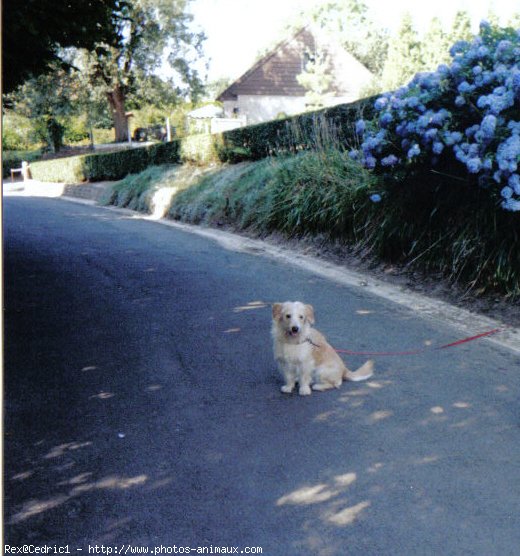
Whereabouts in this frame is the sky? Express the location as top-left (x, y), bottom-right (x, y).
top-left (187, 0), bottom-right (519, 83)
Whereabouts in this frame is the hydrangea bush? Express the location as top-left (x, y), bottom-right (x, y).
top-left (350, 22), bottom-right (520, 211)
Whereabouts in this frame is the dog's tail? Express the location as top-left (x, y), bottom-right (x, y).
top-left (343, 360), bottom-right (374, 382)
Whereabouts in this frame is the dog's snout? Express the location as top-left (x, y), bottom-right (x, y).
top-left (291, 326), bottom-right (299, 334)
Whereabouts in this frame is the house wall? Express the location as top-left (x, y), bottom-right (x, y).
top-left (223, 93), bottom-right (363, 125)
top-left (223, 95), bottom-right (308, 124)
top-left (210, 117), bottom-right (247, 134)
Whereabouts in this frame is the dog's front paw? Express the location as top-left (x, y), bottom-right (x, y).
top-left (299, 384), bottom-right (312, 396)
top-left (281, 384), bottom-right (294, 394)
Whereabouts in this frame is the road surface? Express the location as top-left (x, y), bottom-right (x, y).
top-left (4, 196), bottom-right (520, 555)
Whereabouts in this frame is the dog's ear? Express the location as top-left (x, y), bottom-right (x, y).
top-left (272, 303), bottom-right (283, 320)
top-left (305, 304), bottom-right (315, 325)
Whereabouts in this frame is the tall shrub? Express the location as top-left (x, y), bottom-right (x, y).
top-left (351, 22), bottom-right (520, 211)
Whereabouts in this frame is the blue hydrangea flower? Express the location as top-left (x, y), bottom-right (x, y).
top-left (465, 125), bottom-right (479, 138)
top-left (508, 173), bottom-right (520, 194)
top-left (482, 158), bottom-right (493, 170)
top-left (501, 186), bottom-right (513, 199)
top-left (444, 131), bottom-right (463, 146)
top-left (355, 119), bottom-right (366, 135)
top-left (374, 97), bottom-right (388, 111)
top-left (450, 41), bottom-right (469, 57)
top-left (480, 115), bottom-right (497, 139)
top-left (432, 142), bottom-right (444, 154)
top-left (364, 156), bottom-right (377, 169)
top-left (381, 155), bottom-right (398, 166)
top-left (407, 144), bottom-right (421, 159)
top-left (379, 112), bottom-right (393, 127)
top-left (477, 46), bottom-right (490, 58)
top-left (466, 158), bottom-right (482, 173)
top-left (458, 81), bottom-right (474, 94)
top-left (502, 198), bottom-right (520, 211)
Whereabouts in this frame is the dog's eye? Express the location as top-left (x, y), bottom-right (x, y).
top-left (285, 314), bottom-right (291, 319)
top-left (299, 315), bottom-right (304, 319)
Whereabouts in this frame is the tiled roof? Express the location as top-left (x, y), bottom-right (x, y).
top-left (217, 27), bottom-right (372, 101)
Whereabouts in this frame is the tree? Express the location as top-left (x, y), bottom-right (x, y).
top-left (448, 10), bottom-right (473, 45)
top-left (381, 13), bottom-right (422, 91)
top-left (420, 17), bottom-right (452, 72)
top-left (2, 0), bottom-right (126, 93)
top-left (7, 64), bottom-right (77, 152)
top-left (308, 0), bottom-right (389, 76)
top-left (296, 49), bottom-right (334, 110)
top-left (83, 0), bottom-right (205, 141)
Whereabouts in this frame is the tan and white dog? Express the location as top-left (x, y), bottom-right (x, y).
top-left (272, 301), bottom-right (374, 395)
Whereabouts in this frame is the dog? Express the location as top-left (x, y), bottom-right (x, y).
top-left (271, 301), bottom-right (374, 395)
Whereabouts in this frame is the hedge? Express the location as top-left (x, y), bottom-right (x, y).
top-left (30, 156), bottom-right (87, 183)
top-left (28, 96), bottom-right (379, 182)
top-left (216, 95), bottom-right (379, 162)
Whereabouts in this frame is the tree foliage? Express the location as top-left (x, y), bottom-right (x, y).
top-left (80, 0), bottom-right (205, 141)
top-left (6, 63), bottom-right (81, 151)
top-left (381, 13), bottom-right (423, 91)
top-left (3, 0), bottom-right (126, 93)
top-left (306, 0), bottom-right (389, 76)
top-left (296, 49), bottom-right (334, 110)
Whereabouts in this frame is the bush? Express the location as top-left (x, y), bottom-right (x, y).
top-left (351, 22), bottom-right (520, 212)
top-left (2, 113), bottom-right (39, 151)
top-left (63, 115), bottom-right (90, 144)
top-left (30, 156), bottom-right (87, 183)
top-left (180, 134), bottom-right (221, 165)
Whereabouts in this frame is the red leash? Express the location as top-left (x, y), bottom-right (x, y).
top-left (334, 327), bottom-right (505, 357)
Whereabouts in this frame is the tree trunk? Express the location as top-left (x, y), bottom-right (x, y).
top-left (107, 84), bottom-right (128, 142)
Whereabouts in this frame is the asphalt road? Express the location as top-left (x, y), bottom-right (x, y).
top-left (4, 196), bottom-right (520, 555)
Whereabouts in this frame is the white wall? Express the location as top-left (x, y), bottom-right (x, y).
top-left (223, 95), bottom-right (308, 124)
top-left (223, 94), bottom-right (363, 125)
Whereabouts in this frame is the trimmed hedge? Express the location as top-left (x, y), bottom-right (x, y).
top-left (83, 141), bottom-right (182, 180)
top-left (28, 136), bottom-right (221, 182)
top-left (216, 95), bottom-right (379, 162)
top-left (30, 156), bottom-right (87, 183)
top-left (28, 96), bottom-right (379, 182)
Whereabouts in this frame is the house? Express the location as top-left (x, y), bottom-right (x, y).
top-left (217, 27), bottom-right (374, 125)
